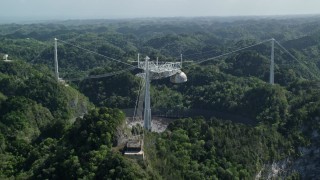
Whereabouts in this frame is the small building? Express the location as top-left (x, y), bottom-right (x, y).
top-left (58, 78), bottom-right (69, 86)
top-left (123, 139), bottom-right (144, 160)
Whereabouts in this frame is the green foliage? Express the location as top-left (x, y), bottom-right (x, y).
top-left (0, 105), bottom-right (151, 179)
top-left (148, 118), bottom-right (293, 179)
top-left (151, 85), bottom-right (186, 112)
top-left (95, 150), bottom-right (149, 179)
top-left (0, 60), bottom-right (93, 178)
top-left (26, 107), bottom-right (151, 179)
top-left (225, 51), bottom-right (270, 80)
top-left (67, 107), bottom-right (125, 151)
top-left (0, 92), bottom-right (6, 102)
top-left (242, 84), bottom-right (289, 124)
top-left (0, 61), bottom-right (91, 119)
top-left (0, 96), bottom-right (53, 142)
top-left (79, 71), bottom-right (140, 108)
top-left (2, 16), bottom-right (320, 179)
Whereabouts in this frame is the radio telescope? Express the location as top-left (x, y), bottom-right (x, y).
top-left (137, 56), bottom-right (187, 131)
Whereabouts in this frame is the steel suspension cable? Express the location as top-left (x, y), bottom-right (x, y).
top-left (184, 39), bottom-right (273, 68)
top-left (57, 39), bottom-right (136, 68)
top-left (65, 66), bottom-right (136, 82)
top-left (274, 40), bottom-right (320, 80)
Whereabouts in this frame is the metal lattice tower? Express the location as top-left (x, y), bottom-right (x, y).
top-left (137, 56), bottom-right (187, 131)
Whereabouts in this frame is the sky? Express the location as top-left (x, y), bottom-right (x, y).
top-left (1, 0), bottom-right (320, 22)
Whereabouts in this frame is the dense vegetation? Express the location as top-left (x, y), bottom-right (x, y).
top-left (147, 118), bottom-right (293, 179)
top-left (1, 15), bottom-right (320, 179)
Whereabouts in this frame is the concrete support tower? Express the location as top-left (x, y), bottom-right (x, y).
top-left (143, 56), bottom-right (152, 131)
top-left (54, 38), bottom-right (59, 81)
top-left (137, 56), bottom-right (187, 131)
top-left (270, 38), bottom-right (275, 84)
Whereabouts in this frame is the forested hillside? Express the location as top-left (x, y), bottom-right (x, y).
top-left (1, 16), bottom-right (320, 179)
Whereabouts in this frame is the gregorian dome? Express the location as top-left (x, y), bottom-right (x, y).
top-left (170, 71), bottom-right (187, 83)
